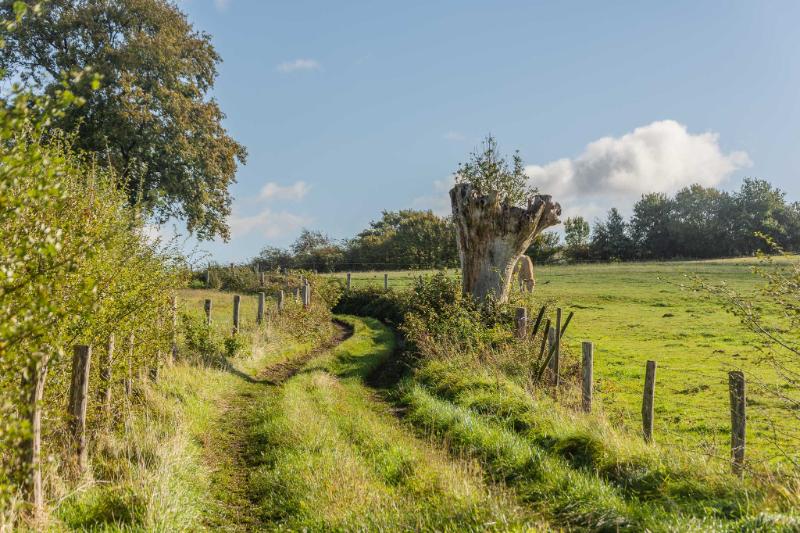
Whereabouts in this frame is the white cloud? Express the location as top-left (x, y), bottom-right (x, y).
top-left (276, 59), bottom-right (321, 73)
top-left (213, 0), bottom-right (231, 11)
top-left (229, 209), bottom-right (311, 239)
top-left (412, 176), bottom-right (456, 216)
top-left (525, 120), bottom-right (751, 204)
top-left (443, 131), bottom-right (465, 142)
top-left (258, 181), bottom-right (311, 201)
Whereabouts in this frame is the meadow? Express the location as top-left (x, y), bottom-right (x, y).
top-left (328, 258), bottom-right (798, 465)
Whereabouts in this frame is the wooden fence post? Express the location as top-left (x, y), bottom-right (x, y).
top-left (170, 295), bottom-right (178, 365)
top-left (101, 334), bottom-right (115, 422)
top-left (347, 272), bottom-right (351, 289)
top-left (68, 345), bottom-right (91, 473)
top-left (554, 308), bottom-right (562, 387)
top-left (204, 298), bottom-right (212, 326)
top-left (294, 287), bottom-right (300, 301)
top-left (729, 370), bottom-right (746, 477)
top-left (125, 333), bottom-right (134, 395)
top-left (642, 360), bottom-right (657, 443)
top-left (257, 292), bottom-right (265, 324)
top-left (515, 307), bottom-right (527, 339)
top-left (278, 290), bottom-right (285, 314)
top-left (22, 357), bottom-right (48, 516)
top-left (582, 341), bottom-right (593, 413)
top-left (205, 267), bottom-right (211, 287)
top-left (303, 282), bottom-right (311, 308)
top-left (547, 326), bottom-right (557, 385)
top-left (384, 273), bottom-right (389, 290)
top-left (232, 294), bottom-right (241, 334)
top-left (259, 271), bottom-right (265, 287)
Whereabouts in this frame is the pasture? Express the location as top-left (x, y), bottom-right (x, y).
top-left (330, 258), bottom-right (798, 464)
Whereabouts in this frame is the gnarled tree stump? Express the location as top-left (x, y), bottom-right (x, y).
top-left (450, 183), bottom-right (560, 303)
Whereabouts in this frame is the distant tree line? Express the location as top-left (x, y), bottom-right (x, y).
top-left (253, 179), bottom-right (798, 272)
top-left (564, 179), bottom-right (800, 261)
top-left (255, 210), bottom-right (460, 272)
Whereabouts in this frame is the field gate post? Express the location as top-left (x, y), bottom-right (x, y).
top-left (582, 341), bottom-right (593, 413)
top-left (232, 294), bottom-right (241, 334)
top-left (515, 307), bottom-right (527, 339)
top-left (68, 345), bottom-right (92, 474)
top-left (728, 370), bottom-right (746, 478)
top-left (642, 360), bottom-right (657, 442)
top-left (547, 326), bottom-right (557, 385)
top-left (384, 273), bottom-right (388, 290)
top-left (257, 292), bottom-right (265, 324)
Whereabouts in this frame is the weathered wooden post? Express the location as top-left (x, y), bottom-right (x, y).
top-left (582, 341), bottom-right (593, 413)
top-left (554, 308), bottom-right (562, 386)
top-left (294, 287), bottom-right (300, 302)
top-left (257, 292), bottom-right (265, 324)
top-left (204, 298), bottom-right (212, 326)
top-left (21, 357), bottom-right (48, 515)
top-left (125, 333), bottom-right (134, 395)
top-left (68, 345), bottom-right (91, 473)
top-left (232, 294), bottom-right (241, 334)
top-left (514, 307), bottom-right (527, 339)
top-left (170, 295), bottom-right (178, 365)
top-left (347, 272), bottom-right (352, 289)
top-left (100, 334), bottom-right (115, 421)
top-left (303, 282), bottom-right (311, 308)
top-left (278, 290), bottom-right (285, 314)
top-left (259, 271), bottom-right (265, 287)
top-left (384, 273), bottom-right (389, 290)
top-left (205, 266), bottom-right (211, 287)
top-left (728, 370), bottom-right (746, 477)
top-left (547, 327), bottom-right (558, 385)
top-left (642, 360), bottom-right (657, 442)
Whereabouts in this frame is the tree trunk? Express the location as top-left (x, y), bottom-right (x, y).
top-left (450, 183), bottom-right (560, 303)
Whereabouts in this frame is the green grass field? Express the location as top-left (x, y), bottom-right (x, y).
top-left (329, 259), bottom-right (798, 464)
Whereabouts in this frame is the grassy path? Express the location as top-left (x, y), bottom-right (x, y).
top-left (242, 315), bottom-right (541, 530)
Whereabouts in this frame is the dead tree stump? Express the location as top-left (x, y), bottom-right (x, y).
top-left (450, 183), bottom-right (560, 303)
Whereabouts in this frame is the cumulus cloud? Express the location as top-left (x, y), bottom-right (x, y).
top-left (259, 181), bottom-right (310, 201)
top-left (412, 176), bottom-right (456, 216)
top-left (276, 59), bottom-right (321, 73)
top-left (526, 120), bottom-right (751, 200)
top-left (229, 209), bottom-right (311, 238)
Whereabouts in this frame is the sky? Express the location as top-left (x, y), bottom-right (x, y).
top-left (170, 0), bottom-right (800, 263)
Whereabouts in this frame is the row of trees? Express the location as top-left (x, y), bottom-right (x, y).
top-left (256, 210), bottom-right (460, 272)
top-left (258, 178), bottom-right (798, 272)
top-left (564, 179), bottom-right (800, 261)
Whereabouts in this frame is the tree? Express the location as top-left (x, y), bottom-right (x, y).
top-left (591, 208), bottom-right (632, 260)
top-left (454, 136), bottom-right (534, 205)
top-left (527, 231), bottom-right (561, 263)
top-left (450, 139), bottom-right (560, 303)
top-left (563, 216), bottom-right (590, 260)
top-left (291, 229), bottom-right (332, 256)
top-left (0, 0), bottom-right (247, 240)
top-left (630, 193), bottom-right (674, 259)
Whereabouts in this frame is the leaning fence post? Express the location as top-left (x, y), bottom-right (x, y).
top-left (384, 273), bottom-right (389, 290)
top-left (642, 360), bottom-right (657, 443)
top-left (278, 290), bottom-right (285, 314)
top-left (68, 345), bottom-right (91, 473)
top-left (729, 370), bottom-right (746, 477)
top-left (257, 292), bottom-right (265, 324)
top-left (232, 294), bottom-right (241, 334)
top-left (547, 326), bottom-right (557, 385)
top-left (582, 341), bottom-right (593, 413)
top-left (554, 308), bottom-right (562, 386)
top-left (347, 272), bottom-right (352, 289)
top-left (515, 307), bottom-right (527, 339)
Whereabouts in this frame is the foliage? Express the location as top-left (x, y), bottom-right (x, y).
top-left (564, 216), bottom-right (590, 260)
top-left (526, 231), bottom-right (561, 263)
top-left (454, 135), bottom-right (534, 205)
top-left (0, 0), bottom-right (247, 240)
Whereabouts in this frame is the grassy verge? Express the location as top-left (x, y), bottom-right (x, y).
top-left (246, 316), bottom-right (542, 531)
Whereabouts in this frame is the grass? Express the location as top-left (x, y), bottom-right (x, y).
top-left (328, 258), bottom-right (800, 464)
top-left (246, 316), bottom-right (542, 530)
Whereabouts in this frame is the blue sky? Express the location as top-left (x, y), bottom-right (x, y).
top-left (172, 0), bottom-right (800, 262)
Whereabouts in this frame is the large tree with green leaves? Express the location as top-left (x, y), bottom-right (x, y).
top-left (0, 0), bottom-right (246, 240)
